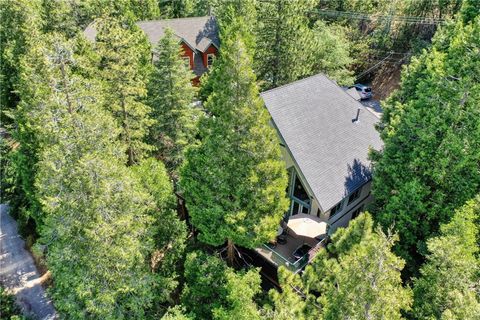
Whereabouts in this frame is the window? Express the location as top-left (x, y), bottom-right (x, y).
top-left (347, 187), bottom-right (362, 205)
top-left (351, 205), bottom-right (364, 219)
top-left (183, 56), bottom-right (190, 68)
top-left (330, 201), bottom-right (343, 217)
top-left (293, 174), bottom-right (309, 202)
top-left (207, 53), bottom-right (215, 67)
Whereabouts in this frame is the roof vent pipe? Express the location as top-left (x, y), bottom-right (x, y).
top-left (352, 107), bottom-right (361, 123)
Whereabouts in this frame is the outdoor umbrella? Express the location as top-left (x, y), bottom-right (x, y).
top-left (287, 213), bottom-right (328, 238)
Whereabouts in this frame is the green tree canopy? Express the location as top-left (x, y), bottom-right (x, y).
top-left (179, 24), bottom-right (289, 262)
top-left (265, 267), bottom-right (307, 320)
top-left (180, 251), bottom-right (262, 319)
top-left (147, 28), bottom-right (200, 179)
top-left (413, 196), bottom-right (480, 319)
top-left (255, 0), bottom-right (316, 89)
top-left (371, 13), bottom-right (480, 273)
top-left (131, 158), bottom-right (188, 304)
top-left (95, 16), bottom-right (154, 165)
top-left (25, 35), bottom-right (156, 319)
top-left (0, 0), bottom-right (43, 126)
top-left (311, 20), bottom-right (355, 85)
top-left (303, 213), bottom-right (412, 319)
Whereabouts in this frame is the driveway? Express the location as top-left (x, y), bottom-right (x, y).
top-left (361, 99), bottom-right (383, 119)
top-left (0, 204), bottom-right (57, 319)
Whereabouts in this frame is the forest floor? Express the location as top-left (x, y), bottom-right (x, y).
top-left (0, 204), bottom-right (57, 320)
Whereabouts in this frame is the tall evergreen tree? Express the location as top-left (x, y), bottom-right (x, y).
top-left (28, 35), bottom-right (156, 319)
top-left (147, 28), bottom-right (200, 179)
top-left (413, 197), bottom-right (480, 319)
top-left (311, 20), bottom-right (355, 85)
top-left (95, 16), bottom-right (154, 165)
top-left (303, 213), bottom-right (412, 319)
top-left (265, 268), bottom-right (307, 320)
top-left (180, 251), bottom-right (262, 319)
top-left (180, 24), bottom-right (289, 263)
top-left (255, 0), bottom-right (316, 89)
top-left (86, 0), bottom-right (160, 21)
top-left (131, 158), bottom-right (188, 305)
top-left (0, 0), bottom-right (42, 126)
top-left (371, 12), bottom-right (480, 272)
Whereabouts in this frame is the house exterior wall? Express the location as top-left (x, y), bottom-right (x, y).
top-left (271, 119), bottom-right (372, 232)
top-left (202, 45), bottom-right (218, 68)
top-left (180, 42), bottom-right (194, 70)
top-left (326, 180), bottom-right (373, 233)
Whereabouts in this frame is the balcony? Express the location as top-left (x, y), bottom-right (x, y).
top-left (255, 214), bottom-right (328, 273)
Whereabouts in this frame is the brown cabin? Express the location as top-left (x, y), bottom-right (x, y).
top-left (84, 16), bottom-right (220, 85)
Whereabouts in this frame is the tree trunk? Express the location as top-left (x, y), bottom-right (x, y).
top-left (227, 239), bottom-right (236, 266)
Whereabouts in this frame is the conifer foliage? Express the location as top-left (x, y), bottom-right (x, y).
top-left (25, 35), bottom-right (157, 319)
top-left (147, 28), bottom-right (200, 179)
top-left (180, 23), bottom-right (289, 262)
top-left (255, 0), bottom-right (316, 89)
top-left (95, 16), bottom-right (154, 165)
top-left (413, 196), bottom-right (480, 319)
top-left (371, 13), bottom-right (480, 272)
top-left (301, 213), bottom-right (412, 319)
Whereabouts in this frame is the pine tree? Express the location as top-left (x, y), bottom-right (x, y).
top-left (212, 267), bottom-right (262, 320)
top-left (303, 213), bottom-right (412, 319)
top-left (85, 0), bottom-right (160, 21)
top-left (180, 251), bottom-right (262, 319)
top-left (311, 20), bottom-right (355, 85)
top-left (161, 306), bottom-right (193, 320)
top-left (147, 28), bottom-right (200, 179)
top-left (95, 16), bottom-right (154, 165)
top-left (29, 35), bottom-right (156, 319)
top-left (371, 12), bottom-right (480, 273)
top-left (40, 0), bottom-right (80, 37)
top-left (179, 25), bottom-right (289, 263)
top-left (266, 268), bottom-right (307, 320)
top-left (255, 0), bottom-right (316, 89)
top-left (0, 0), bottom-right (42, 126)
top-left (413, 197), bottom-right (480, 319)
top-left (131, 158), bottom-right (188, 304)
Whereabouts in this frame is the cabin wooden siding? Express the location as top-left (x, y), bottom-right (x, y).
top-left (202, 44), bottom-right (218, 68)
top-left (180, 42), bottom-right (195, 70)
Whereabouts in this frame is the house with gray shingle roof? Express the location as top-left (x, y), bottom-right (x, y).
top-left (262, 73), bottom-right (383, 232)
top-left (256, 74), bottom-right (383, 273)
top-left (84, 16), bottom-right (219, 84)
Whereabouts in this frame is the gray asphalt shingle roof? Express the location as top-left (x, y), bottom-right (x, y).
top-left (84, 16), bottom-right (219, 52)
top-left (261, 74), bottom-right (383, 212)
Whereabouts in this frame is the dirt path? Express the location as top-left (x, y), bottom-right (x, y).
top-left (0, 204), bottom-right (57, 320)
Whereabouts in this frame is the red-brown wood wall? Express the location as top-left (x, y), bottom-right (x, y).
top-left (180, 42), bottom-right (194, 70)
top-left (202, 45), bottom-right (218, 68)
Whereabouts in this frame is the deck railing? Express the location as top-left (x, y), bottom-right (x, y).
top-left (307, 237), bottom-right (327, 263)
top-left (262, 237), bottom-right (326, 273)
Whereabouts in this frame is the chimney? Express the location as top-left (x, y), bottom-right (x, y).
top-left (352, 107), bottom-right (361, 123)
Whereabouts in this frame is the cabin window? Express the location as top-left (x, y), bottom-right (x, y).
top-left (347, 187), bottom-right (362, 205)
top-left (330, 201), bottom-right (343, 217)
top-left (207, 53), bottom-right (215, 67)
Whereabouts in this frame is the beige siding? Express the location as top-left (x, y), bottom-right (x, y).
top-left (327, 181), bottom-right (373, 232)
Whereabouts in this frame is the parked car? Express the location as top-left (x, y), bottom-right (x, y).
top-left (351, 84), bottom-right (372, 100)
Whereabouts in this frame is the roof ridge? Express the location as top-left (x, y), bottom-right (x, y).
top-left (137, 15), bottom-right (215, 24)
top-left (260, 73), bottom-right (327, 96)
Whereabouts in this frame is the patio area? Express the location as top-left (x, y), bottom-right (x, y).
top-left (255, 214), bottom-right (329, 273)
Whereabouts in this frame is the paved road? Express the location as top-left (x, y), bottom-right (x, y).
top-left (0, 204), bottom-right (57, 320)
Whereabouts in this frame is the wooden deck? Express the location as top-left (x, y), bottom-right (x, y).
top-left (255, 233), bottom-right (325, 273)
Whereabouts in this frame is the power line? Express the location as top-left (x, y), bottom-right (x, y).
top-left (356, 52), bottom-right (394, 80)
top-left (308, 8), bottom-right (447, 25)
